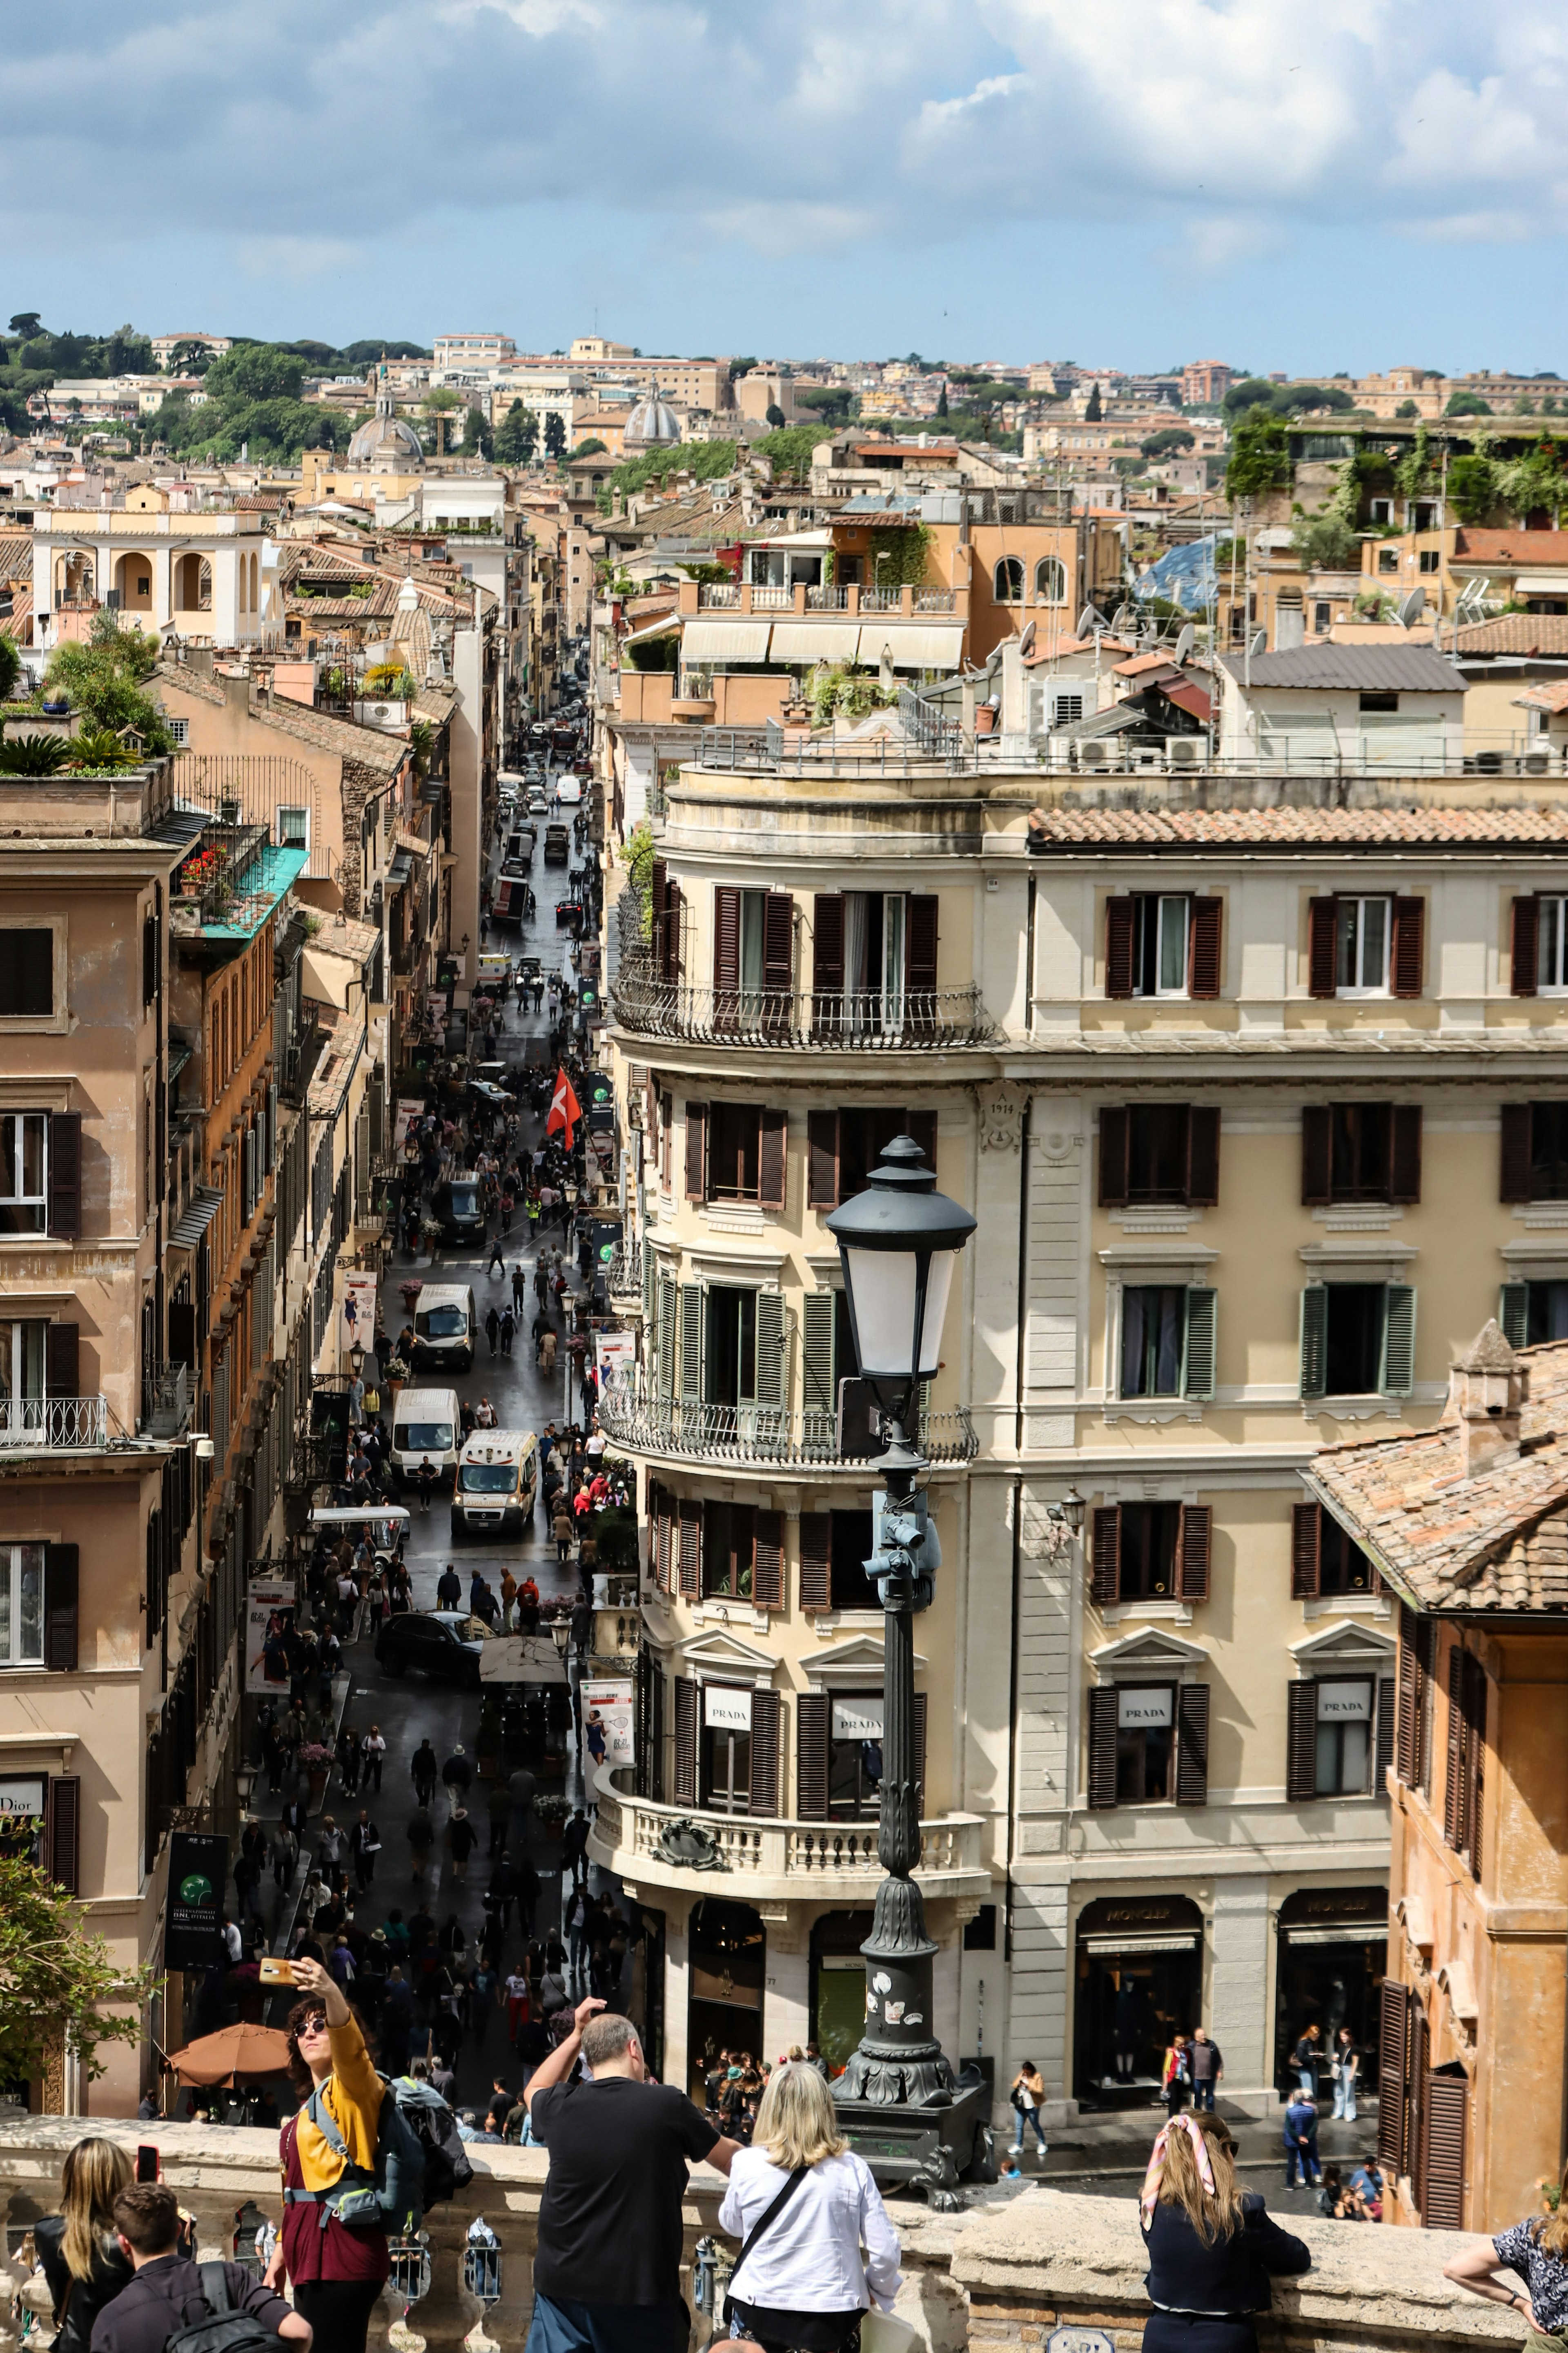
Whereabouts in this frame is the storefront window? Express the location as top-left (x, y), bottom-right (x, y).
top-left (687, 1897), bottom-right (766, 2104)
top-left (1273, 1885), bottom-right (1388, 2097)
top-left (1074, 1894), bottom-right (1203, 2107)
top-left (702, 1684), bottom-right (751, 1814)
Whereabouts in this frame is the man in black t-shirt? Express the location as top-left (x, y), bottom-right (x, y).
top-left (524, 1996), bottom-right (740, 2353)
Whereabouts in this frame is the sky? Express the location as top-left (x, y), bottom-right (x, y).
top-left (11, 0), bottom-right (1568, 373)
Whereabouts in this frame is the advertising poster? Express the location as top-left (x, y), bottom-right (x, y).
top-left (394, 1098), bottom-right (426, 1151)
top-left (581, 1679), bottom-right (635, 1768)
top-left (341, 1273), bottom-right (379, 1360)
top-left (245, 1577), bottom-right (296, 1695)
top-left (595, 1330), bottom-right (637, 1381)
top-left (166, 1830), bottom-right (229, 1969)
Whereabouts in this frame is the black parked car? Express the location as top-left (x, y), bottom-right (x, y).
top-left (433, 1178), bottom-right (486, 1248)
top-left (375, 1610), bottom-right (483, 1689)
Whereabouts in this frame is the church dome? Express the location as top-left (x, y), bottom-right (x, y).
top-left (347, 363), bottom-right (425, 470)
top-left (624, 391), bottom-right (680, 449)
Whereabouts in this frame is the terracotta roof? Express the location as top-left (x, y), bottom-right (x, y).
top-left (1021, 804), bottom-right (1568, 850)
top-left (1308, 1334), bottom-right (1568, 1613)
top-left (1218, 645), bottom-right (1463, 693)
top-left (1114, 651), bottom-right (1181, 679)
top-left (1450, 615), bottom-right (1568, 657)
top-left (252, 698), bottom-right (410, 774)
top-left (1162, 678), bottom-right (1213, 721)
top-left (1454, 529), bottom-right (1568, 564)
top-left (1513, 680), bottom-right (1568, 713)
top-left (0, 534), bottom-right (32, 583)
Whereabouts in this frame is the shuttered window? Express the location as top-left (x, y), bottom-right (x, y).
top-left (807, 1108), bottom-right (940, 1208)
top-left (1118, 1286), bottom-right (1216, 1401)
top-left (1098, 1104), bottom-right (1219, 1209)
top-left (750, 1688), bottom-right (781, 1817)
top-left (1301, 1104), bottom-right (1422, 1207)
top-left (1287, 1675), bottom-right (1393, 1800)
top-left (1308, 895), bottom-right (1424, 998)
top-left (1087, 1680), bottom-right (1205, 1807)
top-left (799, 1514), bottom-right (832, 1612)
top-left (1290, 1501), bottom-right (1381, 1598)
top-left (1104, 895), bottom-right (1223, 999)
top-left (1420, 2068), bottom-right (1469, 2230)
top-left (1089, 1503), bottom-right (1209, 1603)
top-left (1443, 1644), bottom-right (1488, 1879)
top-left (1376, 1979), bottom-right (1410, 2173)
top-left (1300, 1282), bottom-right (1416, 1400)
top-left (1500, 1102), bottom-right (1568, 1204)
top-left (673, 1677), bottom-right (698, 1803)
top-left (797, 1690), bottom-right (830, 1817)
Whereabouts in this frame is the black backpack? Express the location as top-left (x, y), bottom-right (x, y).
top-left (162, 2266), bottom-right (278, 2353)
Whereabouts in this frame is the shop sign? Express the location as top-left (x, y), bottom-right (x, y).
top-left (1316, 1680), bottom-right (1372, 1721)
top-left (0, 1775), bottom-right (45, 1821)
top-left (1117, 1687), bottom-right (1172, 1728)
top-left (166, 1831), bottom-right (229, 1969)
top-left (596, 1331), bottom-right (637, 1378)
top-left (832, 1698), bottom-right (884, 1741)
top-left (704, 1685), bottom-right (752, 1732)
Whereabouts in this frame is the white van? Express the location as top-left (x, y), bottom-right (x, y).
top-left (452, 1428), bottom-right (540, 1537)
top-left (391, 1387), bottom-right (461, 1490)
top-left (555, 776), bottom-right (584, 805)
top-left (411, 1284), bottom-right (476, 1374)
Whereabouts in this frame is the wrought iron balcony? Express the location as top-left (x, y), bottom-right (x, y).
top-left (605, 1241), bottom-right (643, 1300)
top-left (141, 1363), bottom-right (191, 1439)
top-left (611, 968), bottom-right (995, 1051)
top-left (0, 1396), bottom-right (110, 1449)
top-left (590, 1786), bottom-right (987, 1902)
top-left (595, 1381), bottom-right (976, 1468)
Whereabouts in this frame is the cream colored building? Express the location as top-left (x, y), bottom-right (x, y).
top-left (596, 726), bottom-right (1568, 2126)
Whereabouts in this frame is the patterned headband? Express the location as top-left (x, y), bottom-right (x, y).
top-left (1140, 2111), bottom-right (1218, 2217)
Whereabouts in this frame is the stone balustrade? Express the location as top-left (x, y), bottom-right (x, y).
top-left (0, 2120), bottom-right (1520, 2353)
top-left (592, 1786), bottom-right (990, 1904)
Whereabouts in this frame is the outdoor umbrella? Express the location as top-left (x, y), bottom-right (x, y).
top-left (165, 2022), bottom-right (293, 2086)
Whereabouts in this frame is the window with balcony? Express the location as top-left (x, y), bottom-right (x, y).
top-left (1098, 1104), bottom-right (1221, 1210)
top-left (1091, 1503), bottom-right (1211, 1605)
top-left (1104, 894), bottom-right (1223, 1001)
top-left (0, 1319), bottom-right (45, 1439)
top-left (811, 891), bottom-right (938, 1039)
top-left (702, 1683), bottom-right (752, 1814)
top-left (278, 806), bottom-right (309, 851)
top-left (1299, 1281), bottom-right (1416, 1399)
top-left (713, 886), bottom-right (792, 1024)
top-left (1301, 1103), bottom-right (1422, 1206)
top-left (1500, 1102), bottom-right (1568, 1203)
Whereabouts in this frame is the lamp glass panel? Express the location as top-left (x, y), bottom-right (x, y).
top-left (917, 1251), bottom-right (957, 1376)
top-left (842, 1247), bottom-right (920, 1379)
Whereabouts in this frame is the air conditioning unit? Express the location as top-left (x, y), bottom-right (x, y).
top-left (1520, 751), bottom-right (1551, 775)
top-left (1077, 739), bottom-right (1110, 769)
top-left (1166, 736), bottom-right (1204, 769)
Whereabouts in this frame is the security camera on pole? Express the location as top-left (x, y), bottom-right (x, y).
top-left (824, 1133), bottom-right (990, 2205)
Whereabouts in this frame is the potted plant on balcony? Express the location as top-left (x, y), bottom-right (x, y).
top-left (535, 1793), bottom-right (570, 1840)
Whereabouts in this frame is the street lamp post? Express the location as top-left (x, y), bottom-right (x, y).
top-left (825, 1135), bottom-right (980, 2190)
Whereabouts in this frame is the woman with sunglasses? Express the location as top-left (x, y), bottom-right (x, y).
top-left (265, 1957), bottom-right (390, 2353)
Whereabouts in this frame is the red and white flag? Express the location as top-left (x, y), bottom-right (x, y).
top-left (546, 1066), bottom-right (582, 1149)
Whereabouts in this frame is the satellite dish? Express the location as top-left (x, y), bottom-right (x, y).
top-left (1078, 604), bottom-right (1107, 637)
top-left (1174, 623), bottom-right (1196, 664)
top-left (1396, 584), bottom-right (1427, 629)
top-left (1018, 620), bottom-right (1036, 658)
top-left (1250, 629), bottom-right (1267, 657)
top-left (1111, 603), bottom-right (1133, 632)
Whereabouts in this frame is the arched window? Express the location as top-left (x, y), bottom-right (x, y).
top-left (250, 552), bottom-right (259, 612)
top-left (994, 557), bottom-right (1023, 604)
top-left (1034, 556), bottom-right (1067, 604)
top-left (236, 555), bottom-right (246, 614)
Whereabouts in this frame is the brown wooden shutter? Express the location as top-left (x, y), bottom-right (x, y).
top-left (807, 1111), bottom-right (839, 1207)
top-left (1301, 1106), bottom-right (1332, 1206)
top-left (1175, 1684), bottom-right (1210, 1806)
top-left (1376, 1675), bottom-right (1396, 1788)
top-left (1500, 1104), bottom-right (1534, 1204)
top-left (1511, 896), bottom-right (1540, 997)
top-left (906, 895), bottom-right (938, 991)
top-left (45, 1544), bottom-right (78, 1673)
top-left (1105, 897), bottom-right (1136, 998)
top-left (753, 1510), bottom-right (784, 1612)
top-left (758, 1105), bottom-right (787, 1210)
top-left (763, 892), bottom-right (794, 995)
top-left (1087, 1688), bottom-right (1118, 1809)
top-left (47, 1320), bottom-right (80, 1398)
top-left (913, 1691), bottom-right (928, 1812)
top-left (1286, 1681), bottom-right (1317, 1802)
top-left (799, 1514), bottom-right (831, 1612)
top-left (1421, 2071), bottom-right (1469, 2231)
top-left (813, 893), bottom-right (845, 992)
top-left (46, 1776), bottom-right (80, 1894)
top-left (749, 1688), bottom-right (781, 1817)
top-left (1098, 1106), bottom-right (1129, 1209)
top-left (1291, 1502), bottom-right (1322, 1600)
top-left (796, 1691), bottom-right (830, 1818)
top-left (664, 879), bottom-right (684, 981)
top-left (1408, 2008), bottom-right (1429, 2201)
top-left (684, 1102), bottom-right (707, 1201)
top-left (1307, 897), bottom-right (1338, 998)
top-left (1091, 1506), bottom-right (1121, 1604)
top-left (1391, 897), bottom-right (1425, 999)
top-left (678, 1502), bottom-right (702, 1599)
top-left (673, 1677), bottom-right (697, 1804)
top-left (1443, 1644), bottom-right (1466, 1850)
top-left (1463, 1652), bottom-right (1486, 1883)
top-left (1187, 896), bottom-right (1223, 999)
top-left (48, 1111), bottom-right (82, 1242)
top-left (713, 885), bottom-right (741, 994)
top-left (1186, 1107), bottom-right (1220, 1207)
top-left (905, 1108), bottom-right (938, 1170)
top-left (1390, 1106), bottom-right (1423, 1204)
top-left (1395, 1603), bottom-right (1421, 1786)
top-left (1376, 1979), bottom-right (1409, 2172)
top-left (1176, 1505), bottom-right (1212, 1602)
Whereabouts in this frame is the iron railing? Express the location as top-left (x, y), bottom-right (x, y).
top-left (141, 1364), bottom-right (191, 1439)
top-left (611, 965), bottom-right (995, 1049)
top-left (606, 1242), bottom-right (643, 1299)
top-left (0, 1396), bottom-right (110, 1448)
top-left (597, 1382), bottom-right (976, 1467)
top-left (696, 727), bottom-right (1002, 777)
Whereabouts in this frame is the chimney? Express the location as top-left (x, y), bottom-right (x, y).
top-left (1445, 1319), bottom-right (1525, 1480)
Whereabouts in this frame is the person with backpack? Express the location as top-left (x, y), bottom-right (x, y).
top-left (89, 2181), bottom-right (308, 2353)
top-left (266, 1957), bottom-right (405, 2353)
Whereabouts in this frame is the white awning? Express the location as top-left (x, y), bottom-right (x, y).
top-left (682, 620), bottom-right (772, 662)
top-left (769, 622), bottom-right (863, 662)
top-left (1284, 1923), bottom-right (1386, 1946)
top-left (301, 946), bottom-right (359, 1009)
top-left (1512, 573), bottom-right (1568, 595)
top-left (856, 624), bottom-right (964, 668)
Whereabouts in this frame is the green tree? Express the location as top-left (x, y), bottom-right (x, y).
top-left (757, 424), bottom-right (825, 475)
top-left (765, 401), bottom-right (786, 429)
top-left (1222, 377), bottom-right (1279, 417)
top-left (165, 339), bottom-right (216, 377)
top-left (495, 402), bottom-right (539, 464)
top-left (1141, 426), bottom-right (1196, 458)
top-left (205, 343), bottom-right (305, 403)
top-left (1394, 399), bottom-right (1419, 418)
top-left (1084, 382), bottom-right (1102, 422)
top-left (1225, 410), bottom-right (1292, 498)
top-left (544, 410), bottom-right (567, 461)
top-left (46, 626), bottom-right (172, 749)
top-left (8, 312), bottom-right (41, 341)
top-left (936, 385), bottom-right (948, 417)
top-left (0, 1838), bottom-right (155, 2086)
top-left (0, 633), bottom-right (20, 702)
top-left (569, 437), bottom-right (609, 458)
top-left (1447, 454), bottom-right (1497, 523)
top-left (1446, 391), bottom-right (1493, 417)
top-left (460, 407), bottom-right (493, 458)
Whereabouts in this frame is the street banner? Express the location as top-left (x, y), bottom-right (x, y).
top-left (245, 1577), bottom-right (296, 1695)
top-left (166, 1831), bottom-right (229, 1969)
top-left (581, 1679), bottom-right (635, 1768)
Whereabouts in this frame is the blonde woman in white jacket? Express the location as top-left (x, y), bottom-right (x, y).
top-left (713, 2062), bottom-right (902, 2353)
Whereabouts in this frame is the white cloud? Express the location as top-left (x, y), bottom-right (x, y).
top-left (237, 236), bottom-right (362, 281)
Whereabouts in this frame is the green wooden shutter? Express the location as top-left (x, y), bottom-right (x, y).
top-left (657, 1273), bottom-right (677, 1400)
top-left (1300, 1285), bottom-right (1328, 1401)
top-left (1381, 1283), bottom-right (1417, 1396)
top-left (1183, 1286), bottom-right (1217, 1401)
top-left (754, 1289), bottom-right (785, 1434)
top-left (679, 1283), bottom-right (704, 1403)
top-left (802, 1289), bottom-right (835, 1456)
top-left (1499, 1281), bottom-right (1529, 1350)
top-left (642, 1236), bottom-right (656, 1327)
